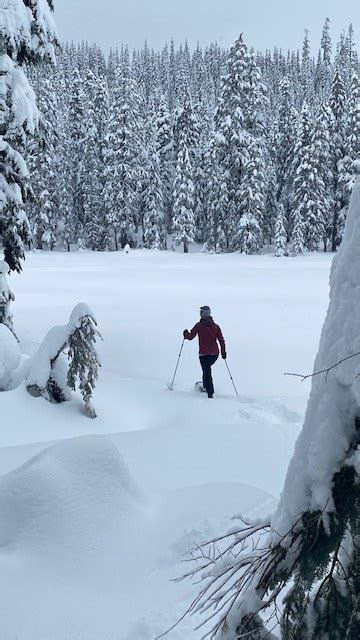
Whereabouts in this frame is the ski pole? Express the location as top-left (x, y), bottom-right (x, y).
top-left (225, 360), bottom-right (239, 397)
top-left (168, 339), bottom-right (185, 391)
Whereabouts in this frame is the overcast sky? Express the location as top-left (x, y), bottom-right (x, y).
top-left (55, 1), bottom-right (359, 53)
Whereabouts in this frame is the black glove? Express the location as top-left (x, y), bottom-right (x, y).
top-left (183, 329), bottom-right (188, 339)
top-left (222, 351), bottom-right (227, 360)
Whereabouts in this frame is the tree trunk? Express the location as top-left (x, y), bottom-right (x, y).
top-left (184, 241), bottom-right (189, 253)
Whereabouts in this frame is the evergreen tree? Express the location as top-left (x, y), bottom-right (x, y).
top-left (172, 137), bottom-right (195, 253)
top-left (316, 17), bottom-right (332, 96)
top-left (276, 77), bottom-right (298, 236)
top-left (329, 71), bottom-right (348, 249)
top-left (210, 34), bottom-right (252, 249)
top-left (291, 103), bottom-right (322, 252)
top-left (103, 68), bottom-right (140, 249)
top-left (311, 102), bottom-right (333, 251)
top-left (341, 73), bottom-right (360, 207)
top-left (68, 67), bottom-right (86, 244)
top-left (143, 142), bottom-right (165, 249)
top-left (233, 138), bottom-right (264, 253)
top-left (81, 69), bottom-right (103, 250)
top-left (0, 1), bottom-right (57, 271)
top-left (155, 94), bottom-right (174, 232)
top-left (27, 73), bottom-right (59, 250)
top-left (274, 204), bottom-right (287, 256)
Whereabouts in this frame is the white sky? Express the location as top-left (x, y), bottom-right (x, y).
top-left (55, 0), bottom-right (360, 52)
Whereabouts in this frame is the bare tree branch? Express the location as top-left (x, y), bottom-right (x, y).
top-left (284, 351), bottom-right (360, 382)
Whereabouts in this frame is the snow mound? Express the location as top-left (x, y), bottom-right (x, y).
top-left (0, 323), bottom-right (21, 390)
top-left (0, 435), bottom-right (143, 553)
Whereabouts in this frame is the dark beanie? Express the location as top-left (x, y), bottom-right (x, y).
top-left (200, 305), bottom-right (211, 319)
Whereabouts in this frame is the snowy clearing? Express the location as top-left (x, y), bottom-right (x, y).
top-left (0, 249), bottom-right (332, 639)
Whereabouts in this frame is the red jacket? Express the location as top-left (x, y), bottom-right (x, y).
top-left (184, 318), bottom-right (226, 356)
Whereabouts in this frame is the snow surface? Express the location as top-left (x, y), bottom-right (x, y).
top-left (0, 249), bottom-right (333, 638)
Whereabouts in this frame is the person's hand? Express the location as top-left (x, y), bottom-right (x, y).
top-left (222, 351), bottom-right (227, 360)
top-left (183, 329), bottom-right (188, 338)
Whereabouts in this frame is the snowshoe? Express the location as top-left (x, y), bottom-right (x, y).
top-left (195, 382), bottom-right (206, 393)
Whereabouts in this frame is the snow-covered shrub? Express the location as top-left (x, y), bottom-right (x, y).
top-left (27, 304), bottom-right (101, 418)
top-left (0, 324), bottom-right (21, 391)
top-left (0, 261), bottom-right (15, 336)
top-left (182, 180), bottom-right (360, 639)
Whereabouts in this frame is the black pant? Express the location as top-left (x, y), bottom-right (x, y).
top-left (199, 355), bottom-right (218, 398)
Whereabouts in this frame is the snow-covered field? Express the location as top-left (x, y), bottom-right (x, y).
top-left (0, 249), bottom-right (332, 639)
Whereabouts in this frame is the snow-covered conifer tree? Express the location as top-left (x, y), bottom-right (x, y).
top-left (143, 141), bottom-right (165, 249)
top-left (156, 94), bottom-right (174, 231)
top-left (209, 34), bottom-right (251, 249)
top-left (103, 67), bottom-right (140, 249)
top-left (341, 73), bottom-right (360, 208)
top-left (80, 69), bottom-right (103, 250)
top-left (27, 72), bottom-right (59, 250)
top-left (316, 17), bottom-right (332, 96)
top-left (27, 304), bottom-right (101, 418)
top-left (311, 102), bottom-right (334, 251)
top-left (291, 103), bottom-right (322, 252)
top-left (233, 138), bottom-right (264, 253)
top-left (329, 70), bottom-right (348, 250)
top-left (274, 204), bottom-right (287, 257)
top-left (172, 137), bottom-right (195, 253)
top-left (276, 77), bottom-right (298, 234)
top-left (68, 67), bottom-right (86, 244)
top-left (0, 0), bottom-right (57, 271)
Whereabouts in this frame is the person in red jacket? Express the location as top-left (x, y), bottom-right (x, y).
top-left (183, 305), bottom-right (226, 399)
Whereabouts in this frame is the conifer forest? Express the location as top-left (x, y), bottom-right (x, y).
top-left (23, 21), bottom-right (360, 262)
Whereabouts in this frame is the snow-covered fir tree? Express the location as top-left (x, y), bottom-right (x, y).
top-left (27, 71), bottom-right (59, 250)
top-left (143, 139), bottom-right (165, 249)
top-left (155, 94), bottom-right (174, 232)
top-left (274, 204), bottom-right (287, 256)
top-left (68, 67), bottom-right (87, 244)
top-left (0, 0), bottom-right (57, 271)
top-left (276, 77), bottom-right (299, 237)
top-left (172, 135), bottom-right (195, 253)
top-left (103, 66), bottom-right (140, 250)
top-left (209, 34), bottom-right (252, 250)
top-left (329, 70), bottom-right (348, 250)
top-left (291, 103), bottom-right (323, 252)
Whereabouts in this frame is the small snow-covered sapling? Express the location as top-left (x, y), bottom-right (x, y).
top-left (27, 304), bottom-right (102, 418)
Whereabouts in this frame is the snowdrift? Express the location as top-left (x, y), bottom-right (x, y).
top-left (0, 435), bottom-right (143, 554)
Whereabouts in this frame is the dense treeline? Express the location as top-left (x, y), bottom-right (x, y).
top-left (24, 21), bottom-right (360, 257)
